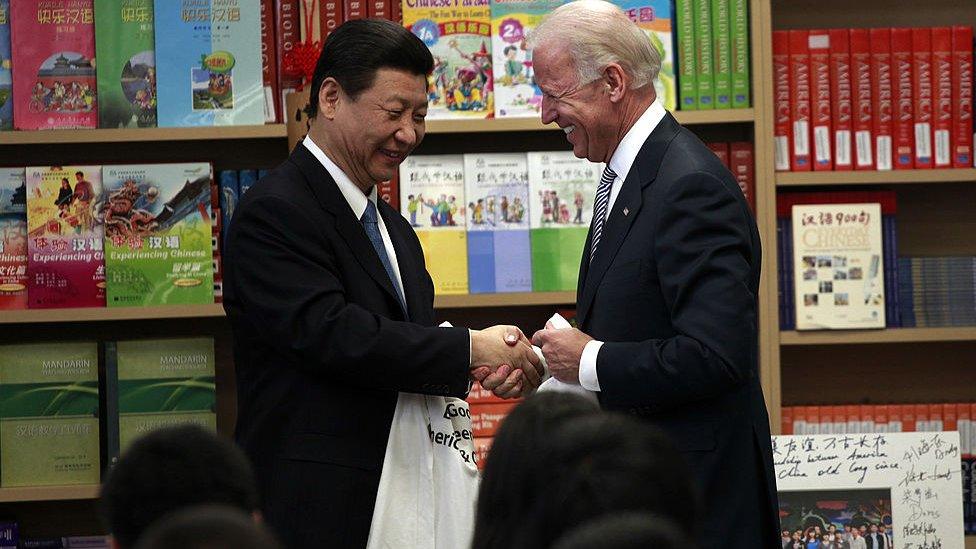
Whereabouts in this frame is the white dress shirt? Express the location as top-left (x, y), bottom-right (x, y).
top-left (578, 99), bottom-right (667, 391)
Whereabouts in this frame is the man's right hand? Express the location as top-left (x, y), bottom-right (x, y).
top-left (469, 325), bottom-right (543, 399)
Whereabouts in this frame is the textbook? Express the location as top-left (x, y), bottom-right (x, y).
top-left (0, 168), bottom-right (27, 309)
top-left (613, 0), bottom-right (676, 111)
top-left (489, 0), bottom-right (562, 118)
top-left (0, 0), bottom-right (11, 130)
top-left (94, 0), bottom-right (157, 128)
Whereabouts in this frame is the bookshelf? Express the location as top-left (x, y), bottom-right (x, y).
top-left (0, 125), bottom-right (288, 145)
top-left (780, 327), bottom-right (976, 346)
top-left (0, 304), bottom-right (226, 324)
top-left (777, 168), bottom-right (976, 187)
top-left (0, 485), bottom-right (99, 504)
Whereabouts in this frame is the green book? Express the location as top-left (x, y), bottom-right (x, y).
top-left (675, 0), bottom-right (697, 110)
top-left (527, 152), bottom-right (602, 292)
top-left (730, 0), bottom-right (751, 108)
top-left (693, 0), bottom-right (714, 109)
top-left (95, 0), bottom-right (157, 128)
top-left (710, 0), bottom-right (731, 109)
top-left (106, 338), bottom-right (216, 464)
top-left (0, 342), bottom-right (100, 487)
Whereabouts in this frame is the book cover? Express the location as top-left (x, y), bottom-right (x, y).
top-left (0, 342), bottom-right (100, 487)
top-left (614, 0), bottom-right (676, 111)
top-left (10, 0), bottom-right (97, 130)
top-left (108, 338), bottom-right (216, 460)
top-left (489, 0), bottom-right (561, 118)
top-left (869, 28), bottom-right (893, 170)
top-left (828, 28), bottom-right (852, 170)
top-left (403, 0), bottom-right (492, 119)
top-left (102, 163), bottom-right (214, 307)
top-left (0, 0), bottom-right (11, 130)
top-left (276, 0), bottom-right (300, 115)
top-left (260, 0), bottom-right (278, 123)
top-left (792, 202), bottom-right (885, 330)
top-left (728, 0), bottom-right (749, 108)
top-left (788, 30), bottom-right (811, 171)
top-left (911, 27), bottom-right (933, 169)
top-left (319, 0), bottom-right (342, 38)
top-left (154, 0), bottom-right (264, 127)
top-left (25, 166), bottom-right (105, 309)
top-left (692, 0), bottom-right (713, 109)
top-left (0, 168), bottom-right (27, 309)
top-left (218, 170), bottom-right (238, 245)
top-left (729, 141), bottom-right (753, 214)
top-left (772, 30), bottom-right (790, 171)
top-left (808, 30), bottom-right (832, 171)
top-left (674, 0), bottom-right (696, 110)
top-left (463, 153), bottom-right (531, 294)
top-left (932, 27), bottom-right (953, 168)
top-left (399, 154), bottom-right (468, 295)
top-left (891, 27), bottom-right (914, 169)
top-left (709, 0), bottom-right (731, 109)
top-left (94, 0), bottom-right (157, 128)
top-left (344, 0), bottom-right (365, 20)
top-left (527, 151), bottom-right (602, 292)
top-left (850, 29), bottom-right (873, 170)
top-left (951, 26), bottom-right (973, 168)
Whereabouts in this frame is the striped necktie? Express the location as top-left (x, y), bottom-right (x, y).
top-left (589, 165), bottom-right (617, 263)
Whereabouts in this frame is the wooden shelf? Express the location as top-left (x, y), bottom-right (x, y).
top-left (0, 304), bottom-right (226, 324)
top-left (967, 535), bottom-right (976, 549)
top-left (777, 168), bottom-right (976, 187)
top-left (780, 327), bottom-right (976, 345)
top-left (423, 109), bottom-right (754, 133)
top-left (434, 291), bottom-right (575, 308)
top-left (0, 125), bottom-right (288, 145)
top-left (0, 485), bottom-right (99, 503)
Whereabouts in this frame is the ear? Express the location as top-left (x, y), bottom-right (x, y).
top-left (603, 63), bottom-right (628, 103)
top-left (318, 77), bottom-right (342, 120)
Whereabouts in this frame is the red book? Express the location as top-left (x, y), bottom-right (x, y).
top-left (276, 0), bottom-right (302, 111)
top-left (928, 403), bottom-right (944, 431)
top-left (377, 173), bottom-right (399, 210)
top-left (960, 404), bottom-right (973, 457)
top-left (915, 403), bottom-right (930, 432)
top-left (788, 30), bottom-right (812, 171)
top-left (773, 31), bottom-right (792, 171)
top-left (707, 142), bottom-right (730, 168)
top-left (344, 0), bottom-right (366, 20)
top-left (944, 403), bottom-right (958, 433)
top-left (891, 28), bottom-right (915, 169)
top-left (859, 405), bottom-right (874, 433)
top-left (474, 437), bottom-right (493, 471)
top-left (846, 404), bottom-right (860, 433)
top-left (951, 26), bottom-right (973, 168)
top-left (0, 169), bottom-right (27, 310)
top-left (850, 29), bottom-right (874, 170)
top-left (870, 28), bottom-right (894, 170)
top-left (911, 28), bottom-right (933, 168)
top-left (320, 0), bottom-right (344, 39)
top-left (781, 407), bottom-right (793, 435)
top-left (874, 405), bottom-right (889, 432)
top-left (368, 0), bottom-right (390, 19)
top-left (261, 0), bottom-right (280, 123)
top-left (889, 405), bottom-right (903, 433)
top-left (831, 406), bottom-right (846, 434)
top-left (932, 27), bottom-right (954, 167)
top-left (829, 29), bottom-right (853, 170)
top-left (808, 405), bottom-right (821, 434)
top-left (469, 402), bottom-right (518, 438)
top-left (901, 404), bottom-right (917, 432)
top-left (730, 142), bottom-right (755, 213)
top-left (808, 30), bottom-right (833, 170)
top-left (391, 0), bottom-right (402, 25)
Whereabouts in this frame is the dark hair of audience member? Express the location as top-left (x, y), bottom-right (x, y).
top-left (472, 392), bottom-right (601, 549)
top-left (551, 512), bottom-right (695, 549)
top-left (100, 425), bottom-right (260, 549)
top-left (133, 505), bottom-right (281, 549)
top-left (510, 413), bottom-right (699, 549)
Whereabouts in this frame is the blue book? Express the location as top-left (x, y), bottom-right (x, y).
top-left (238, 169), bottom-right (258, 196)
top-left (218, 170), bottom-right (239, 243)
top-left (153, 0), bottom-right (263, 127)
top-left (463, 153), bottom-right (532, 293)
top-left (0, 521), bottom-right (17, 549)
top-left (0, 0), bottom-right (11, 130)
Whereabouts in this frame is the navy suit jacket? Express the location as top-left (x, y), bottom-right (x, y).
top-left (223, 144), bottom-right (470, 549)
top-left (576, 113), bottom-right (780, 548)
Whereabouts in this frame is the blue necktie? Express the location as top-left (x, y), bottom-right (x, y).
top-left (589, 165), bottom-right (617, 263)
top-left (361, 201), bottom-right (407, 315)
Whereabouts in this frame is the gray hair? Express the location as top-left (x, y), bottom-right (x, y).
top-left (527, 0), bottom-right (661, 90)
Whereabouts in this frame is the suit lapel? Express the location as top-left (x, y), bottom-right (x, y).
top-left (289, 144), bottom-right (407, 320)
top-left (576, 112), bottom-right (681, 326)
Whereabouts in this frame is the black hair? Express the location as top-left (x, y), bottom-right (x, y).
top-left (133, 505), bottom-right (281, 549)
top-left (552, 512), bottom-right (695, 549)
top-left (306, 18), bottom-right (433, 118)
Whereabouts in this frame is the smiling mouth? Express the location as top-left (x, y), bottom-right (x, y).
top-left (379, 149), bottom-right (406, 161)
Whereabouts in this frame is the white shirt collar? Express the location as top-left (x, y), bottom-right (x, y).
top-left (608, 99), bottom-right (667, 182)
top-left (303, 135), bottom-right (377, 219)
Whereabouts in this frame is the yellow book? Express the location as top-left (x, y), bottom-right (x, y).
top-left (416, 230), bottom-right (469, 295)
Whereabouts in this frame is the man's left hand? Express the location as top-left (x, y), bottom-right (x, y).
top-left (531, 325), bottom-right (593, 385)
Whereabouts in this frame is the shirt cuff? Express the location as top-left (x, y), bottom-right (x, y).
top-left (579, 340), bottom-right (604, 391)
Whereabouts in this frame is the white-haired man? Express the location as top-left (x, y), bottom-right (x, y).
top-left (527, 2), bottom-right (779, 547)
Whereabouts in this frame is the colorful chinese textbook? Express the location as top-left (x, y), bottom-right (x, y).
top-left (489, 0), bottom-right (563, 118)
top-left (0, 0), bottom-right (13, 130)
top-left (611, 0), bottom-right (676, 110)
top-left (0, 168), bottom-right (27, 309)
top-left (95, 0), bottom-right (157, 128)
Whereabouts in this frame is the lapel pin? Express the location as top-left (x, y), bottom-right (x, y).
top-left (623, 207), bottom-right (630, 216)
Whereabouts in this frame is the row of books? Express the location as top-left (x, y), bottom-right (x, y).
top-left (394, 145), bottom-right (753, 295)
top-left (772, 26), bottom-right (974, 172)
top-left (0, 163), bottom-right (216, 310)
top-left (0, 338), bottom-right (217, 489)
top-left (673, 0), bottom-right (751, 110)
top-left (0, 531), bottom-right (108, 549)
top-left (898, 256), bottom-right (976, 328)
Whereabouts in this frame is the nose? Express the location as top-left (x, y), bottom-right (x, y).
top-left (396, 119), bottom-right (423, 148)
top-left (540, 96), bottom-right (557, 125)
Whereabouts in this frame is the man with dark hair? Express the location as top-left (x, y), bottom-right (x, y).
top-left (133, 505), bottom-right (281, 549)
top-left (224, 18), bottom-right (541, 549)
top-left (552, 513), bottom-right (693, 549)
top-left (99, 425), bottom-right (259, 549)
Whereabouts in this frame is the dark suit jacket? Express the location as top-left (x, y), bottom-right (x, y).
top-left (576, 113), bottom-right (779, 549)
top-left (223, 144), bottom-right (470, 549)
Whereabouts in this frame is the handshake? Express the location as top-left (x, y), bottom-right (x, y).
top-left (468, 325), bottom-right (544, 399)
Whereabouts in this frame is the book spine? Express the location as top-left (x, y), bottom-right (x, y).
top-left (104, 341), bottom-right (121, 468)
top-left (870, 28), bottom-right (893, 170)
top-left (850, 29), bottom-right (874, 170)
top-left (788, 30), bottom-right (811, 171)
top-left (675, 0), bottom-right (697, 110)
top-left (891, 27), bottom-right (915, 169)
top-left (829, 28), bottom-right (852, 170)
top-left (710, 0), bottom-right (732, 109)
top-left (729, 0), bottom-right (750, 108)
top-left (368, 0), bottom-right (390, 19)
top-left (773, 31), bottom-right (791, 171)
top-left (0, 0), bottom-right (10, 130)
top-left (707, 141), bottom-right (730, 168)
top-left (781, 406), bottom-right (793, 435)
top-left (808, 30), bottom-right (833, 171)
top-left (912, 27), bottom-right (934, 169)
top-left (730, 141), bottom-right (754, 214)
top-left (693, 0), bottom-right (714, 109)
top-left (932, 27), bottom-right (954, 167)
top-left (952, 26), bottom-right (973, 168)
top-left (320, 0), bottom-right (343, 38)
top-left (378, 172), bottom-right (399, 209)
top-left (276, 0), bottom-right (301, 110)
top-left (260, 0), bottom-right (279, 123)
top-left (344, 0), bottom-right (366, 20)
